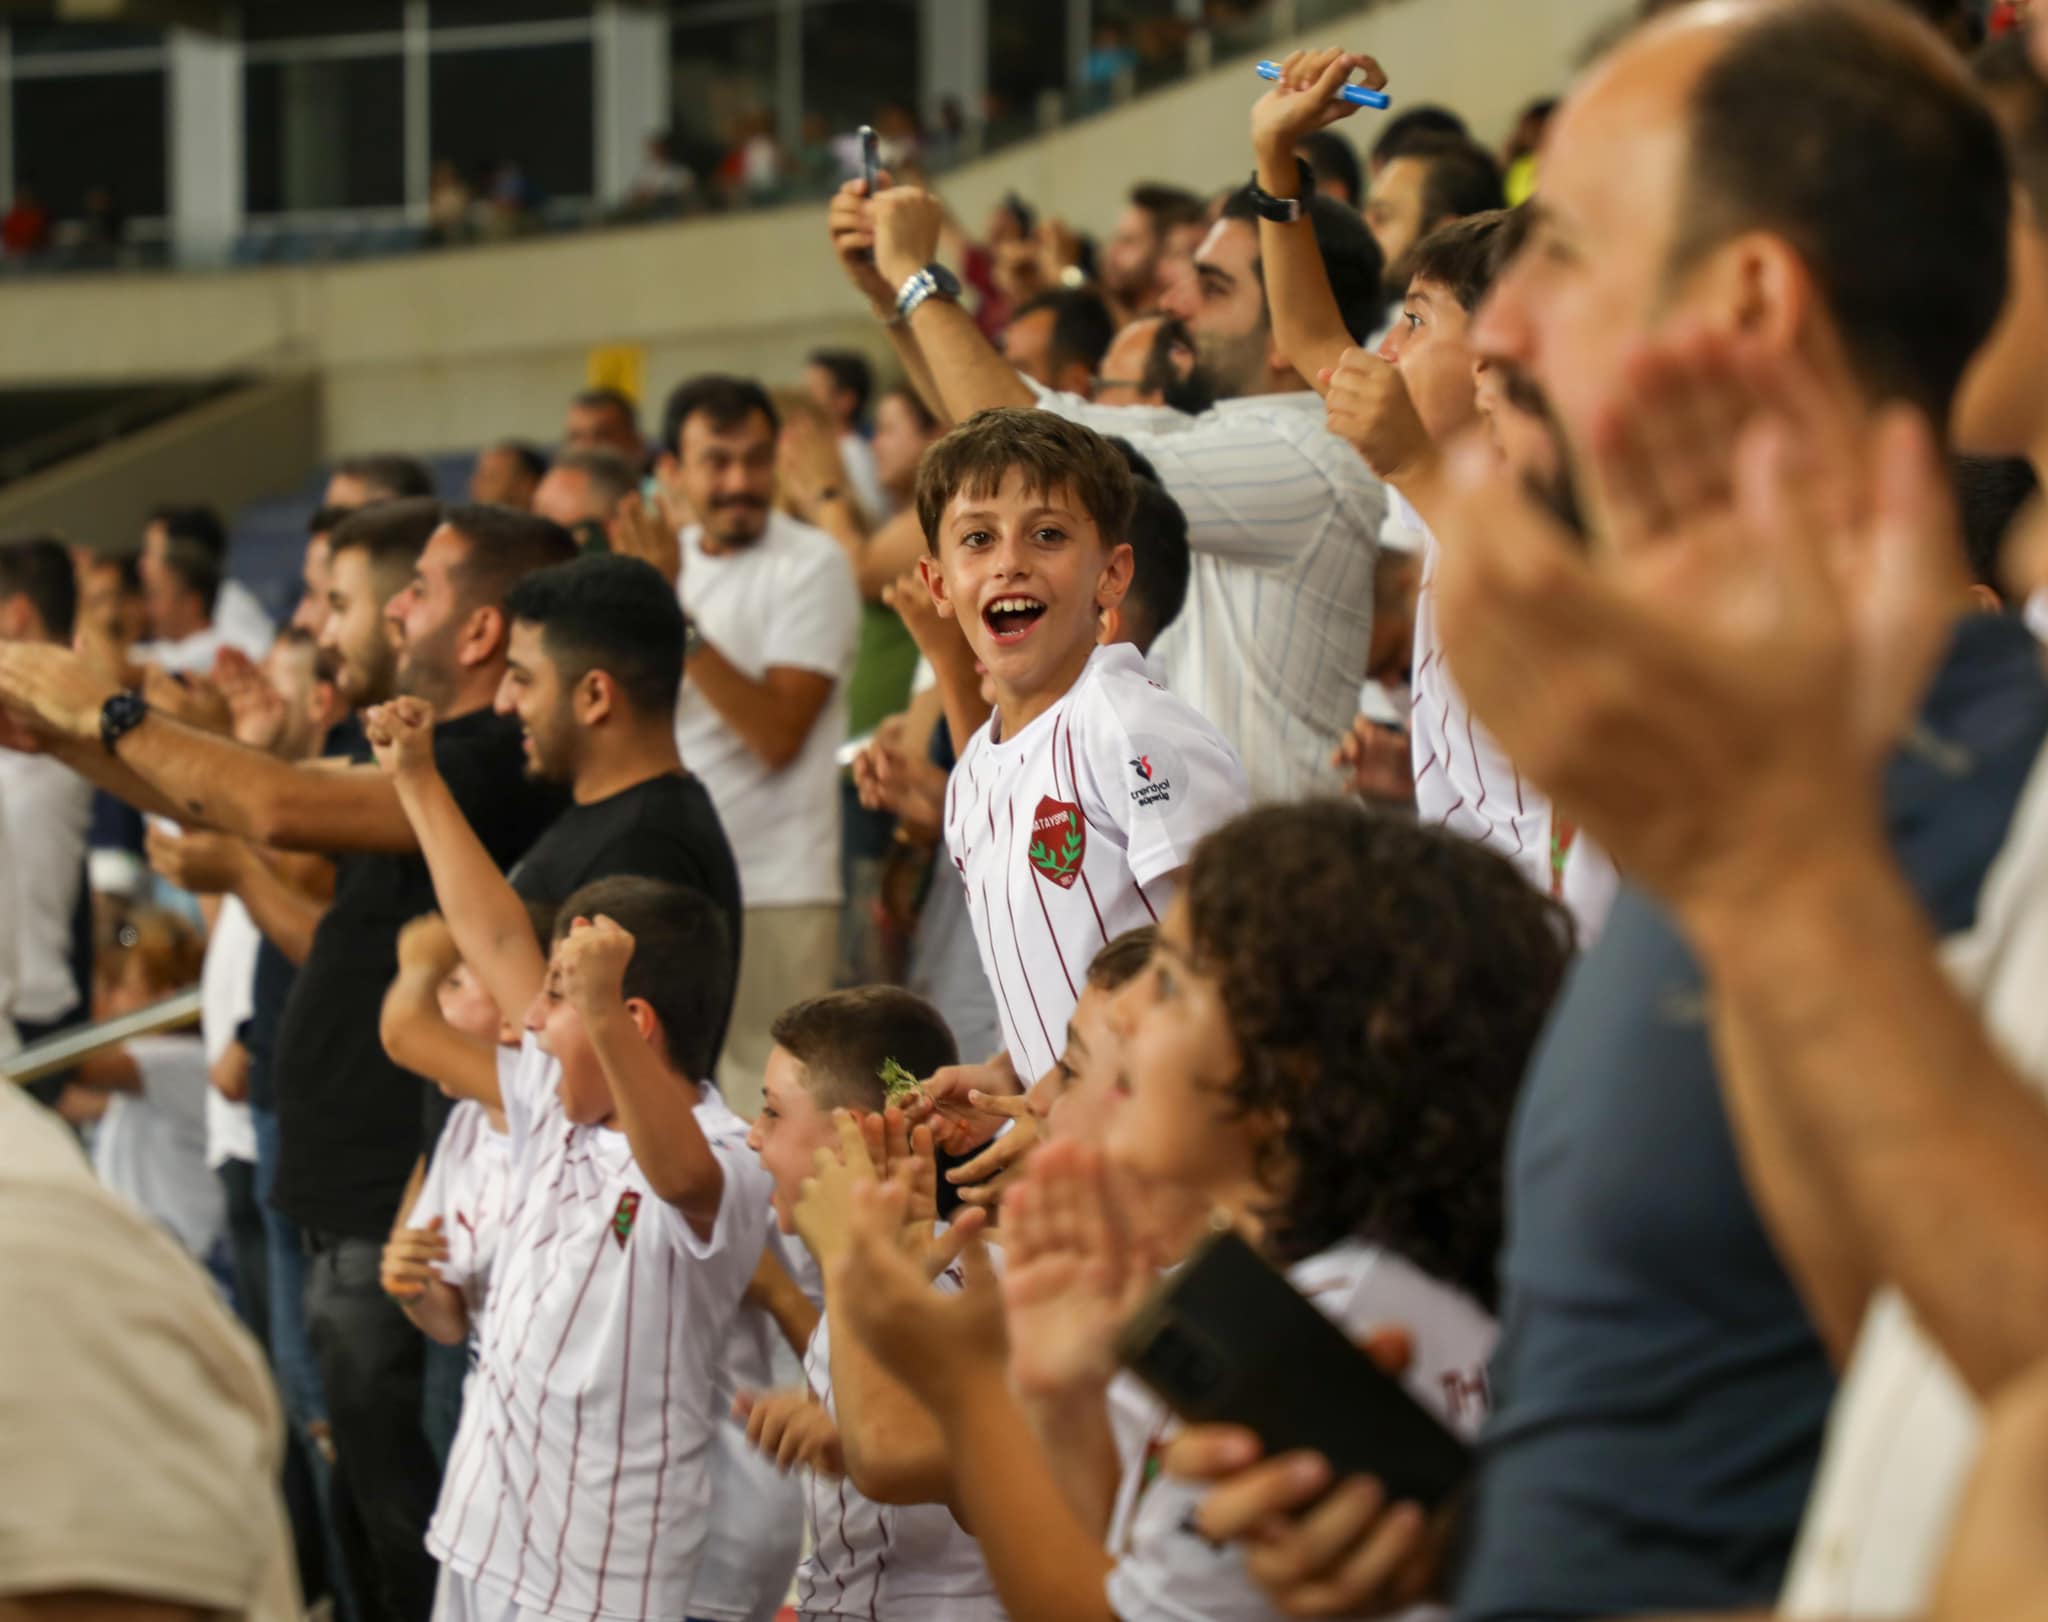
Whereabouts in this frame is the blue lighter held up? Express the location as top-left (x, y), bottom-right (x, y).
top-left (1254, 59), bottom-right (1392, 110)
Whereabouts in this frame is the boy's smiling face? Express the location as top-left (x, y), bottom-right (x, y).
top-left (920, 468), bottom-right (1133, 715)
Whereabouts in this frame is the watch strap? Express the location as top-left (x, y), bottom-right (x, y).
top-left (1246, 157), bottom-right (1316, 223)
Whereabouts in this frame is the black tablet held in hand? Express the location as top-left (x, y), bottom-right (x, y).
top-left (1115, 1227), bottom-right (1473, 1509)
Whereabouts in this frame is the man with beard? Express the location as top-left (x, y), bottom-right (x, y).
top-left (659, 374), bottom-right (860, 1115)
top-left (832, 176), bottom-right (1387, 800)
top-left (494, 552), bottom-right (741, 1055)
top-left (1100, 182), bottom-right (1207, 327)
top-left (1163, 4), bottom-right (2031, 1619)
top-left (0, 497), bottom-right (576, 1622)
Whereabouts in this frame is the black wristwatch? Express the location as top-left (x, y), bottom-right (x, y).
top-left (1246, 157), bottom-right (1317, 223)
top-left (100, 688), bottom-right (150, 754)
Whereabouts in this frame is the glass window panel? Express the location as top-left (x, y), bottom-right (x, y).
top-left (668, 6), bottom-right (779, 192)
top-left (430, 0), bottom-right (590, 24)
top-left (10, 21), bottom-right (162, 54)
top-left (240, 2), bottom-right (406, 43)
top-left (12, 70), bottom-right (167, 220)
top-left (243, 56), bottom-right (406, 212)
top-left (796, 0), bottom-right (917, 192)
top-left (429, 42), bottom-right (595, 203)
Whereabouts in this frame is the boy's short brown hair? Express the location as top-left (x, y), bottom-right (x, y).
top-left (914, 408), bottom-right (1137, 556)
top-left (770, 987), bottom-right (959, 1113)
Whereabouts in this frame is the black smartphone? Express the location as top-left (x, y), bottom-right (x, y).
top-left (859, 124), bottom-right (881, 193)
top-left (1115, 1228), bottom-right (1473, 1510)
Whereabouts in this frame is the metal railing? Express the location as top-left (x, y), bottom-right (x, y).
top-left (2, 990), bottom-right (203, 1087)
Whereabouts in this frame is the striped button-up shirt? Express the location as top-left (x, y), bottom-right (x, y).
top-left (1029, 382), bottom-right (1385, 803)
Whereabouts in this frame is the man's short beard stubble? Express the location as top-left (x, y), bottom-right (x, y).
top-left (1499, 363), bottom-right (1588, 540)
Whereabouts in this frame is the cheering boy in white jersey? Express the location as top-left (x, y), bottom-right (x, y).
top-left (740, 986), bottom-right (1006, 1622)
top-left (920, 408), bottom-right (1249, 1087)
top-left (363, 694), bottom-right (771, 1622)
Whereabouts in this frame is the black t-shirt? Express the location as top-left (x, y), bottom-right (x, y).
top-left (510, 768), bottom-right (742, 1047)
top-left (270, 708), bottom-right (568, 1240)
top-left (413, 770), bottom-right (746, 1149)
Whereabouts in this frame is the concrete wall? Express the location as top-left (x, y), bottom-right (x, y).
top-left (0, 374), bottom-right (321, 551)
top-left (0, 0), bottom-right (1624, 460)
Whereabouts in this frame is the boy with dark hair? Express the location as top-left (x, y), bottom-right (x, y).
top-left (740, 984), bottom-right (1003, 1621)
top-left (911, 406), bottom-right (1247, 1102)
top-left (364, 693), bottom-right (766, 1622)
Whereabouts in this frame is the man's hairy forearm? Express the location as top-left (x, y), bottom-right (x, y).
top-left (905, 299), bottom-right (1036, 422)
top-left (1689, 836), bottom-right (2048, 1397)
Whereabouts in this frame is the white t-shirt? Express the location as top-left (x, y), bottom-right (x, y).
top-left (1397, 497), bottom-right (1617, 942)
top-left (1104, 1240), bottom-right (1495, 1622)
top-left (795, 1282), bottom-right (1006, 1620)
top-left (428, 1034), bottom-right (773, 1622)
top-left (0, 748), bottom-right (92, 1026)
top-left (413, 1095), bottom-right (514, 1336)
top-left (134, 582), bottom-right (273, 673)
top-left (838, 432), bottom-right (889, 529)
top-left (0, 1083), bottom-right (298, 1620)
top-left (1780, 738), bottom-right (2048, 1617)
top-left (201, 894), bottom-right (261, 1170)
top-left (676, 512), bottom-right (861, 909)
top-left (94, 1032), bottom-right (227, 1262)
top-left (943, 643), bottom-right (1249, 1083)
top-left (689, 1228), bottom-right (814, 1622)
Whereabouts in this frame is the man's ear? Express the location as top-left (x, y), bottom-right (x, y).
top-left (576, 667), bottom-right (617, 728)
top-left (1683, 229), bottom-right (1812, 357)
top-left (458, 603), bottom-right (507, 669)
top-left (918, 551), bottom-right (956, 621)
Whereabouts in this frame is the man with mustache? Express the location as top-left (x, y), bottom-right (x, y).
top-left (658, 373), bottom-right (861, 1116)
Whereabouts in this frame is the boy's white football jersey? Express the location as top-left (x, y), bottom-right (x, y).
top-left (795, 1272), bottom-right (1007, 1622)
top-left (1105, 1240), bottom-right (1496, 1622)
top-left (413, 1095), bottom-right (513, 1333)
top-left (428, 1034), bottom-right (773, 1622)
top-left (943, 643), bottom-right (1249, 1082)
top-left (688, 1229), bottom-right (814, 1622)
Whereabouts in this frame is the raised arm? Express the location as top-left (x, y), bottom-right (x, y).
top-left (867, 188), bottom-right (1036, 421)
top-left (366, 697), bottom-right (547, 1023)
top-left (827, 172), bottom-right (952, 426)
top-left (559, 916), bottom-right (726, 1236)
top-left (380, 914), bottom-right (505, 1108)
top-left (1251, 48), bottom-right (1388, 393)
top-left (0, 642), bottom-right (421, 851)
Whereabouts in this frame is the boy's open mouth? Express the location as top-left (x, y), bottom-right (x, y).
top-left (982, 594), bottom-right (1048, 642)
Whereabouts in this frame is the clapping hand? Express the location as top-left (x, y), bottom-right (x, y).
top-left (363, 695), bottom-right (438, 779)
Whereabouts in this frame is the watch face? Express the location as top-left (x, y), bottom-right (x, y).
top-left (929, 263), bottom-right (963, 298)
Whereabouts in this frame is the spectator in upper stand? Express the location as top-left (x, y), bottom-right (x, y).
top-left (323, 452), bottom-right (437, 511)
top-left (660, 373), bottom-right (860, 1117)
top-left (562, 385), bottom-right (649, 471)
top-left (1368, 101), bottom-right (1470, 176)
top-left (1364, 133), bottom-right (1508, 300)
top-left (1002, 288), bottom-right (1118, 397)
top-left (628, 131), bottom-right (698, 217)
top-left (0, 539), bottom-right (94, 1070)
top-left (1500, 96), bottom-right (1559, 206)
top-left (467, 440), bottom-right (547, 509)
top-left (803, 348), bottom-right (888, 523)
top-left (842, 175), bottom-right (1388, 801)
top-left (1100, 182), bottom-right (1208, 326)
top-left (1298, 127), bottom-right (1365, 208)
top-left (143, 505), bottom-right (273, 661)
top-left (2, 181), bottom-right (50, 258)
